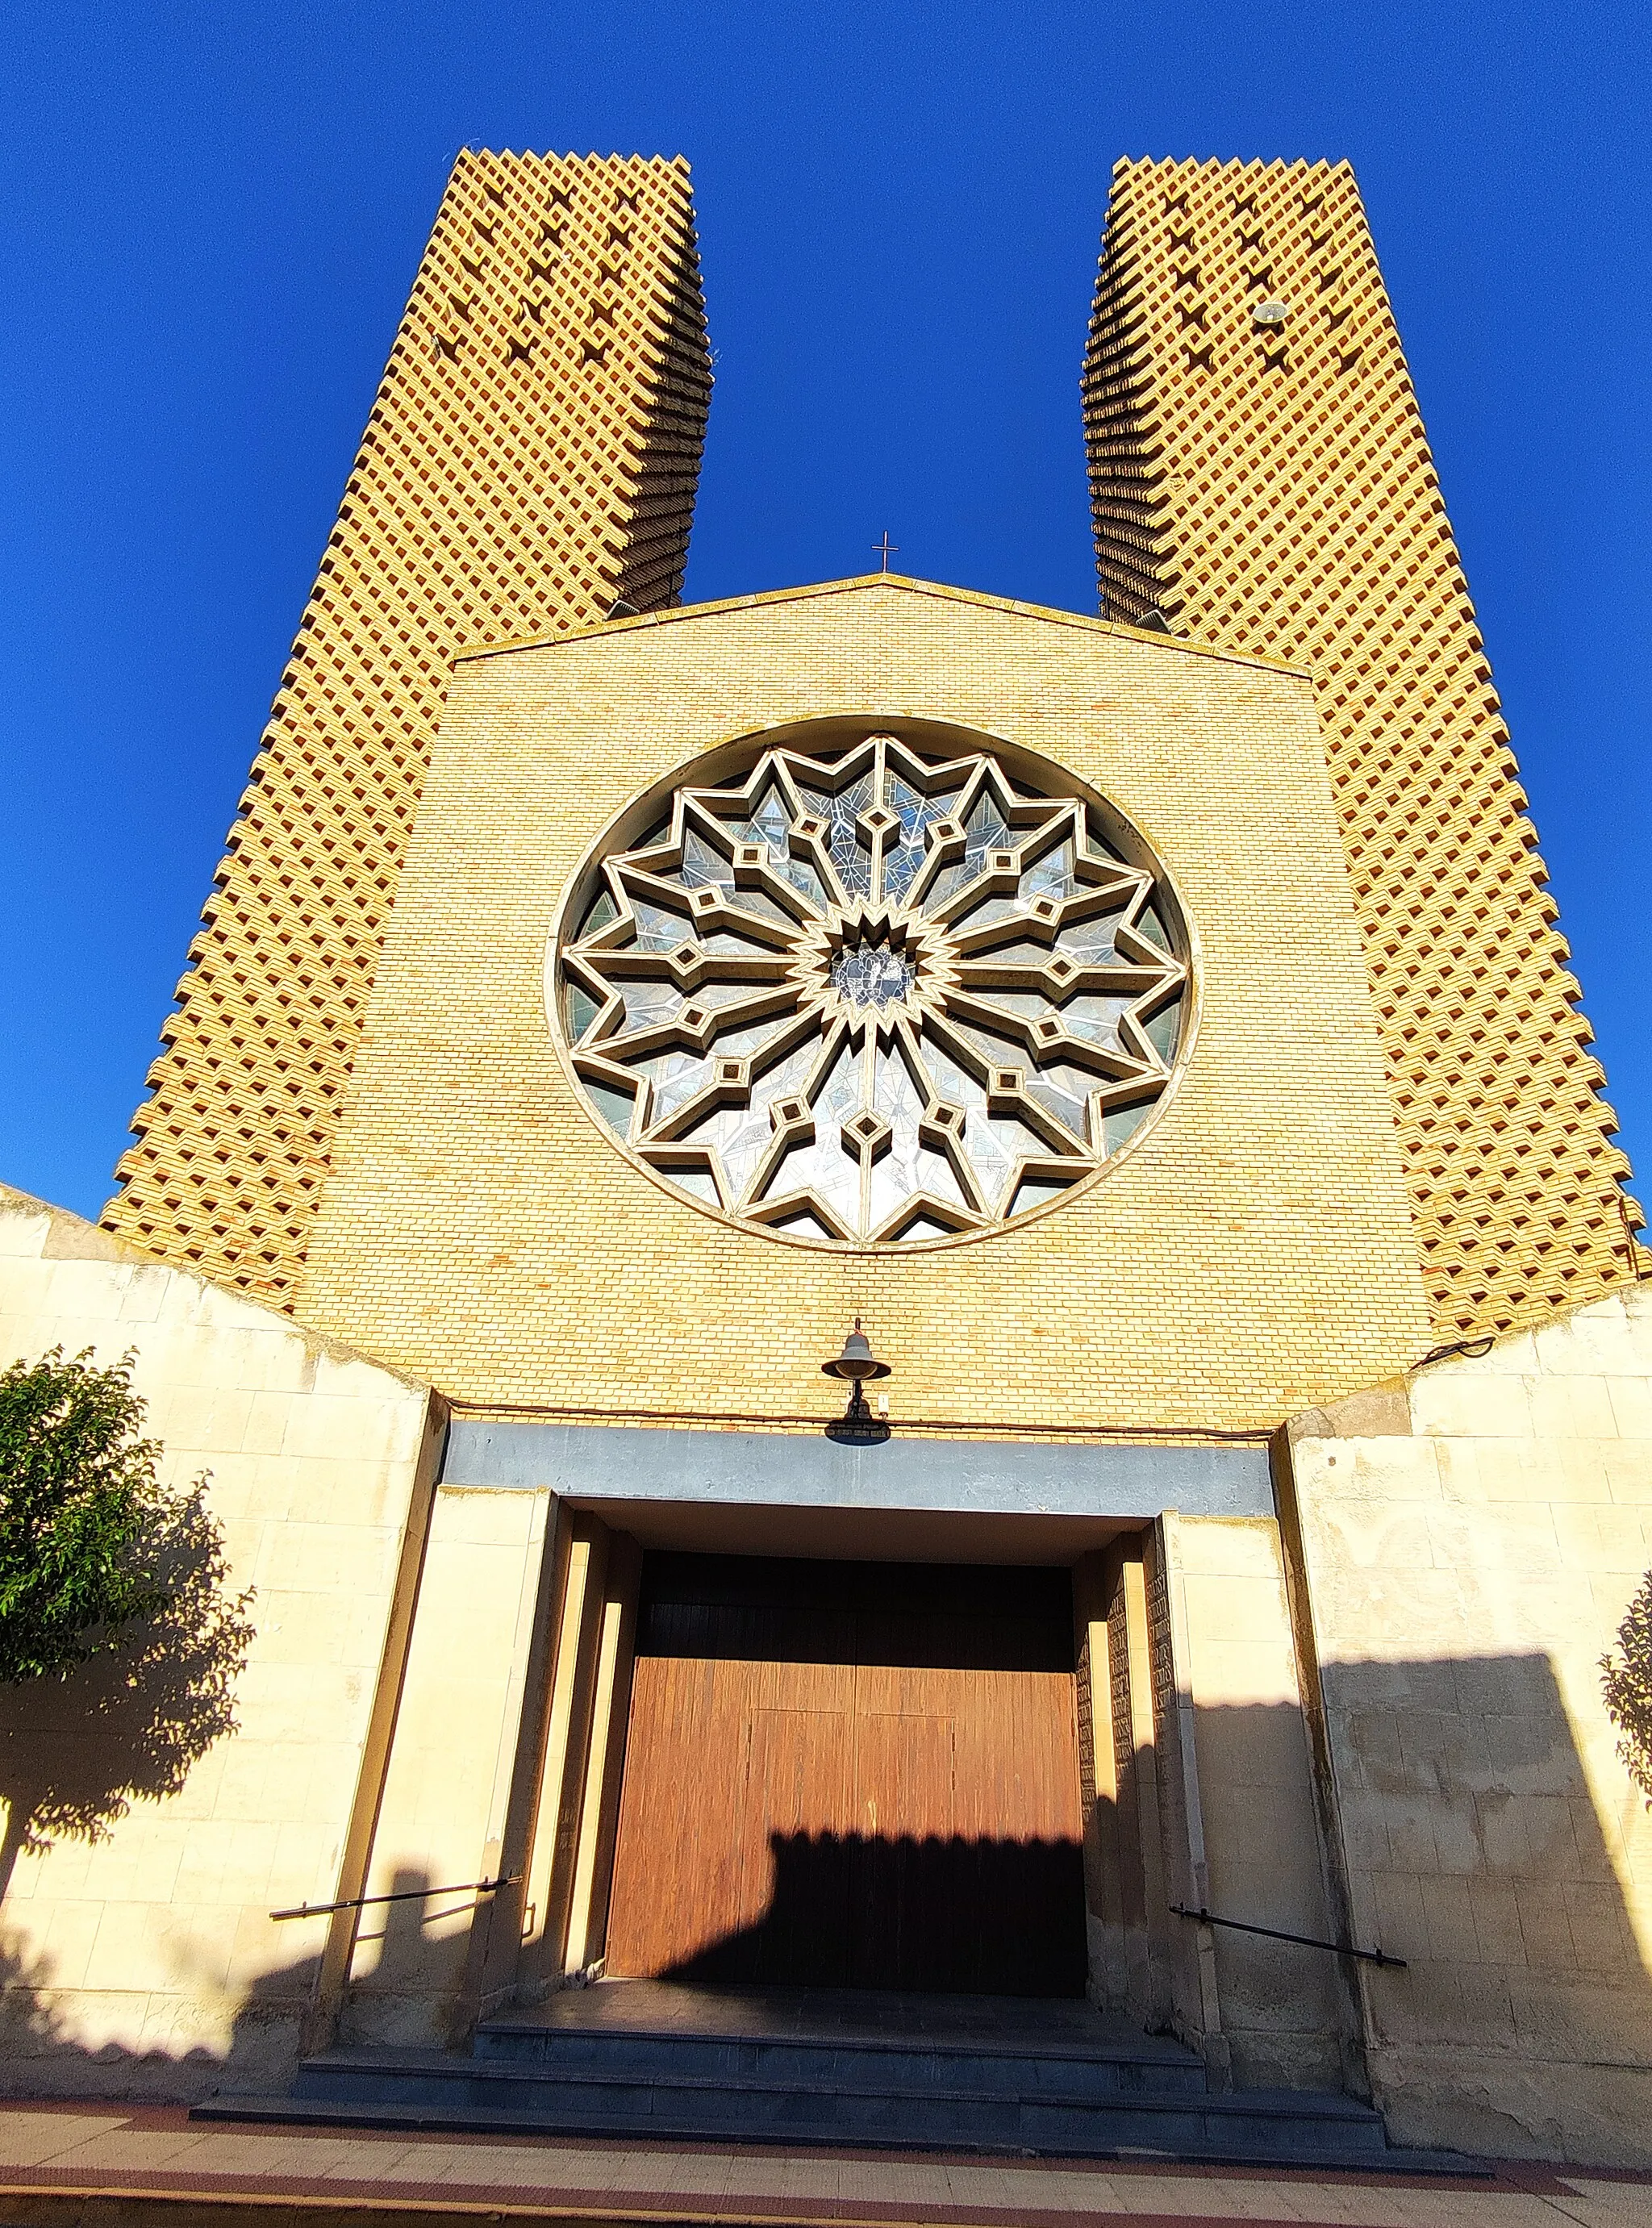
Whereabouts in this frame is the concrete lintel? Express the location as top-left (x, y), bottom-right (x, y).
top-left (440, 1421), bottom-right (1274, 1521)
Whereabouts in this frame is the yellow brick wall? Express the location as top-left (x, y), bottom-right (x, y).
top-left (103, 148), bottom-right (711, 1311)
top-left (1084, 156), bottom-right (1638, 1341)
top-left (294, 576), bottom-right (1433, 1430)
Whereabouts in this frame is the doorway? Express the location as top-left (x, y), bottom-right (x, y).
top-left (604, 1553), bottom-right (1087, 1995)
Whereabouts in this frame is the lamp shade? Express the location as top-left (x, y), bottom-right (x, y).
top-left (822, 1318), bottom-right (891, 1382)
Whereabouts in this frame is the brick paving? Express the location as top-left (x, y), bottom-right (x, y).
top-left (0, 2102), bottom-right (1647, 2228)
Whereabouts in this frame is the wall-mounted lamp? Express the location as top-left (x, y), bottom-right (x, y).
top-left (821, 1317), bottom-right (891, 1427)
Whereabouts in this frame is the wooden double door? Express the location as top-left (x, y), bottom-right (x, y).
top-left (605, 1554), bottom-right (1087, 1996)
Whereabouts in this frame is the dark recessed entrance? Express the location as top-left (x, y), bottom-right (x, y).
top-left (604, 1553), bottom-right (1087, 1996)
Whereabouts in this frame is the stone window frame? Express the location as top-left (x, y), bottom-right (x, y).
top-left (546, 716), bottom-right (1198, 1250)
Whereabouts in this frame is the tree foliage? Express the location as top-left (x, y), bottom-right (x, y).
top-left (0, 1346), bottom-right (174, 1684)
top-left (0, 1350), bottom-right (257, 1884)
top-left (1602, 1570), bottom-right (1652, 1805)
top-left (0, 1467), bottom-right (258, 1872)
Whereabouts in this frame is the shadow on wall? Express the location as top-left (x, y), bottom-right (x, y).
top-left (0, 1477), bottom-right (256, 1900)
top-left (1307, 1651), bottom-right (1652, 2163)
top-left (1123, 1692), bottom-right (1350, 2093)
top-left (0, 1875), bottom-right (457, 2104)
top-left (0, 1869), bottom-right (444, 2101)
top-left (661, 1833), bottom-right (1088, 1998)
top-left (338, 1865), bottom-right (505, 2050)
top-left (0, 1650), bottom-right (1647, 2166)
top-left (0, 1921), bottom-right (331, 2102)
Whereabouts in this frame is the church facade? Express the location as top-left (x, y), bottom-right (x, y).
top-left (1, 150), bottom-right (1650, 2169)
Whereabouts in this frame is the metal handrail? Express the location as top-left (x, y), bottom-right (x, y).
top-left (1170, 1902), bottom-right (1407, 1969)
top-left (270, 1874), bottom-right (519, 1923)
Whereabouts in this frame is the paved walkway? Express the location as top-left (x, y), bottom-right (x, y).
top-left (0, 2102), bottom-right (1647, 2227)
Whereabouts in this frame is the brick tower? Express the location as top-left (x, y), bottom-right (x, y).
top-left (102, 149), bottom-right (711, 1304)
top-left (1083, 156), bottom-right (1640, 1337)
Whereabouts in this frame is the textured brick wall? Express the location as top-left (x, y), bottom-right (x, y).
top-left (1085, 156), bottom-right (1639, 1340)
top-left (104, 148), bottom-right (710, 1310)
top-left (294, 576), bottom-right (1432, 1431)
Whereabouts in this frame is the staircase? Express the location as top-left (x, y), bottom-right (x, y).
top-left (193, 1980), bottom-right (1473, 2172)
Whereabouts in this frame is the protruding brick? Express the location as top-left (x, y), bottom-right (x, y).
top-left (1084, 157), bottom-right (1639, 1338)
top-left (102, 151), bottom-right (711, 1308)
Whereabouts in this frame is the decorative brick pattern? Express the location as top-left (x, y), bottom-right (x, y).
top-left (102, 149), bottom-right (711, 1307)
top-left (1084, 156), bottom-right (1638, 1337)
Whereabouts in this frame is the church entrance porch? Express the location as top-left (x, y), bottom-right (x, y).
top-left (603, 1553), bottom-right (1087, 1996)
top-left (332, 1437), bottom-right (1350, 2105)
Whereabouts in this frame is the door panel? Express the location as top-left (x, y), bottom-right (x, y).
top-left (849, 1709), bottom-right (954, 1989)
top-left (743, 1704), bottom-right (854, 1984)
top-left (603, 1654), bottom-right (748, 1976)
top-left (605, 1555), bottom-right (1087, 1993)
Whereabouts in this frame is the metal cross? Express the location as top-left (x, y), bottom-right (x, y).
top-left (871, 531), bottom-right (899, 573)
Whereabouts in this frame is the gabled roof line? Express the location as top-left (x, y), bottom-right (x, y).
top-left (453, 574), bottom-right (1312, 679)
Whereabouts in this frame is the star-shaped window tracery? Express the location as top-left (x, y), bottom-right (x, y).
top-left (552, 729), bottom-right (1190, 1245)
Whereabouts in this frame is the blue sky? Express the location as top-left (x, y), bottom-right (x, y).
top-left (2, 2), bottom-right (1647, 1225)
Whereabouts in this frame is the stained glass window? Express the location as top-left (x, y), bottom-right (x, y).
top-left (551, 728), bottom-right (1190, 1244)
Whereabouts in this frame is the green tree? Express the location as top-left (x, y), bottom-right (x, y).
top-left (1602, 1571), bottom-right (1652, 1805)
top-left (0, 1346), bottom-right (174, 1684)
top-left (0, 1349), bottom-right (256, 1896)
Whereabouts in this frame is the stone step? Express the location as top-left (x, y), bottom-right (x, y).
top-left (471, 2016), bottom-right (1211, 2098)
top-left (194, 2047), bottom-right (1425, 2169)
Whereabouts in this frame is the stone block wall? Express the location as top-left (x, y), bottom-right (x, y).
top-left (1283, 1286), bottom-right (1652, 2163)
top-left (1163, 1514), bottom-right (1346, 2091)
top-left (0, 1185), bottom-right (440, 2095)
top-left (336, 1482), bottom-right (556, 2049)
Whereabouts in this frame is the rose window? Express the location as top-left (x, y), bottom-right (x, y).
top-left (551, 727), bottom-right (1191, 1245)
